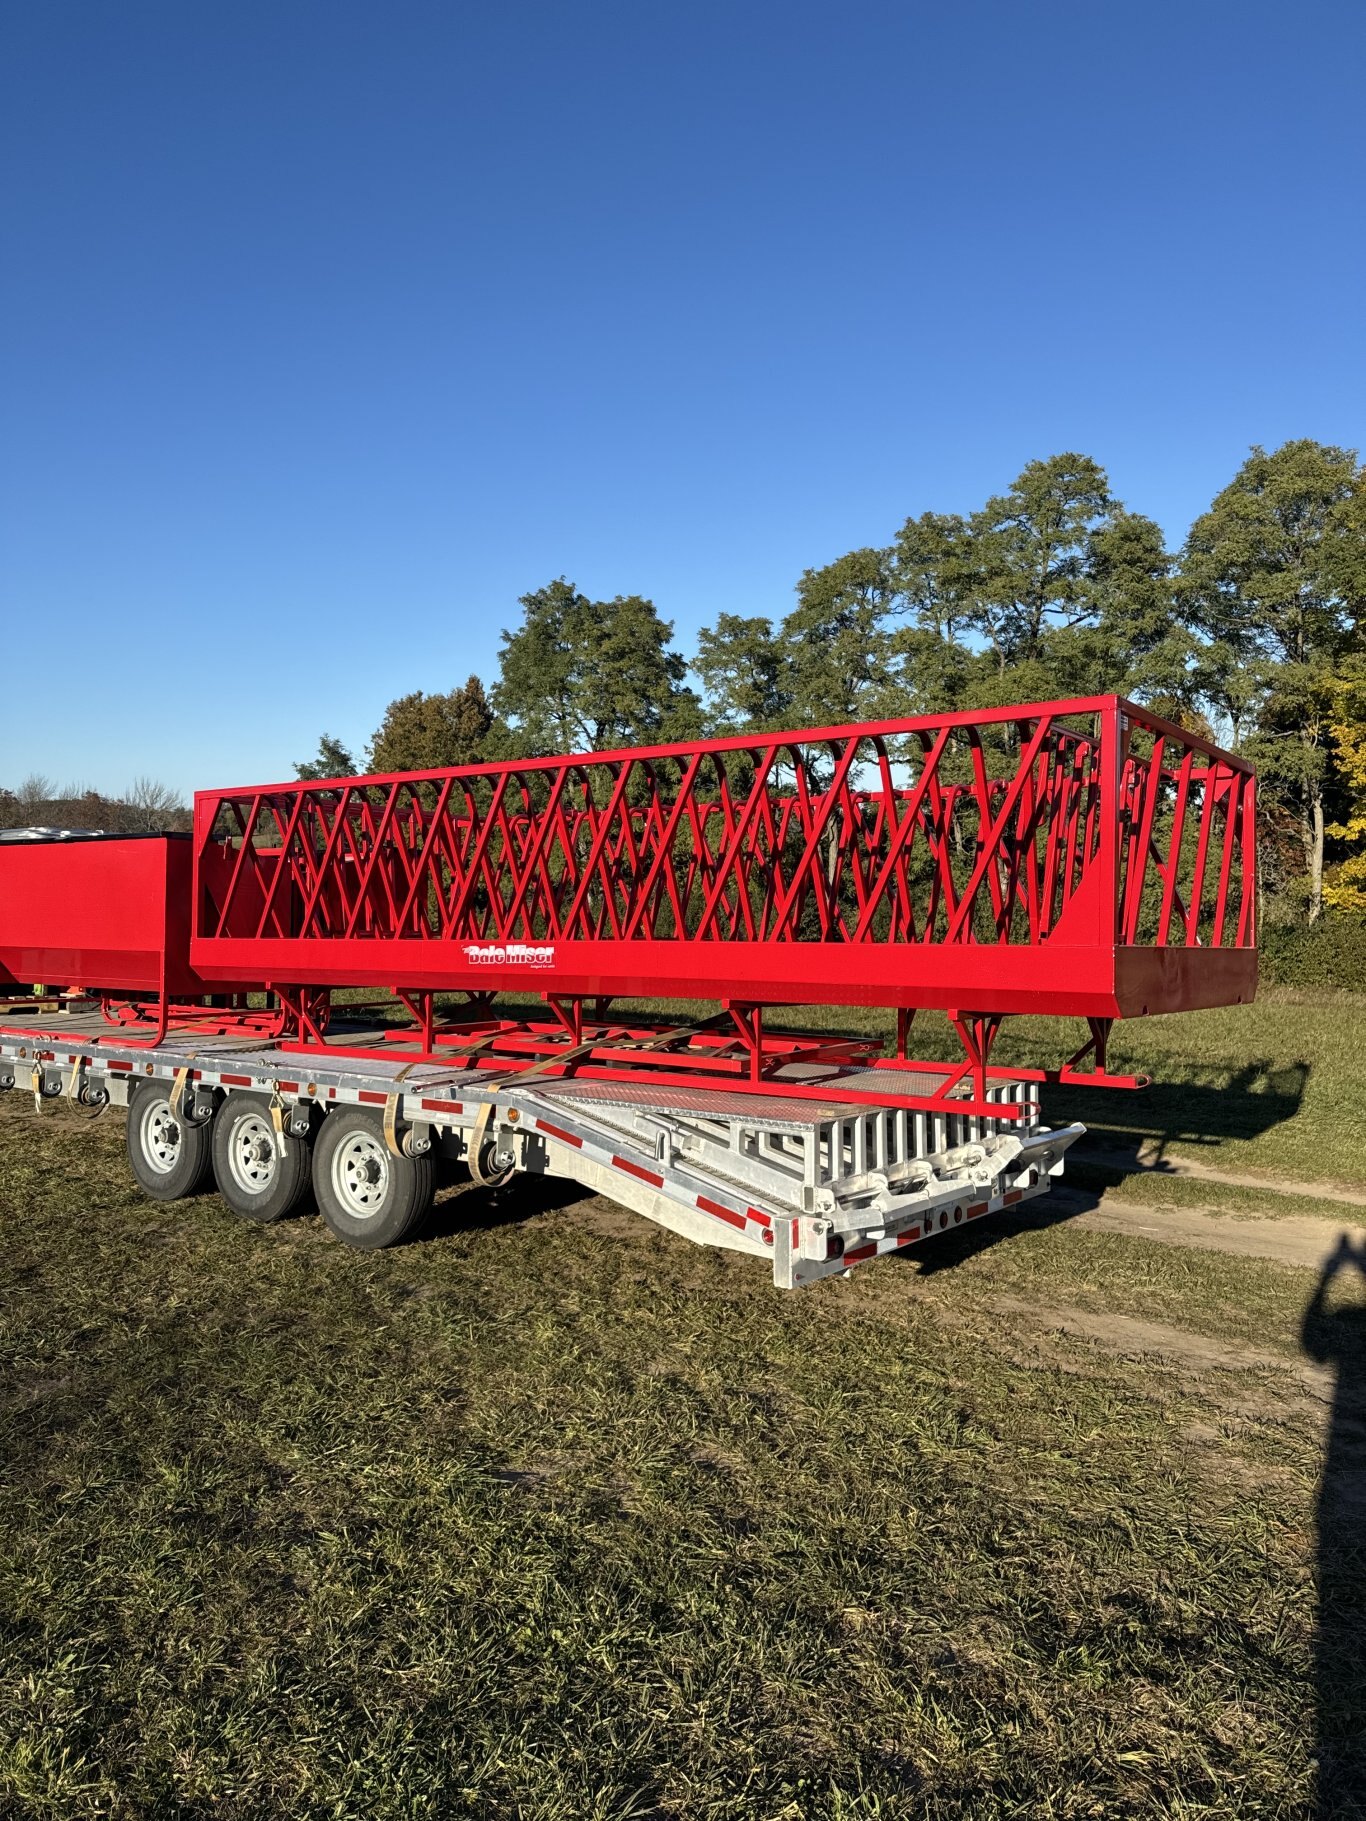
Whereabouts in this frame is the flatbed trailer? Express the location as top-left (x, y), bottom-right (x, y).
top-left (0, 1005), bottom-right (1081, 1289)
top-left (0, 694), bottom-right (1255, 1284)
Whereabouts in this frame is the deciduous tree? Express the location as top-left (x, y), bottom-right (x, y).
top-left (1325, 658), bottom-right (1366, 913)
top-left (694, 613), bottom-right (792, 732)
top-left (369, 676), bottom-right (494, 773)
top-left (967, 454), bottom-right (1115, 669)
top-left (783, 548), bottom-right (895, 726)
top-left (885, 511), bottom-right (983, 713)
top-left (125, 776), bottom-right (185, 831)
top-left (1180, 440), bottom-right (1363, 920)
top-left (492, 580), bottom-right (697, 755)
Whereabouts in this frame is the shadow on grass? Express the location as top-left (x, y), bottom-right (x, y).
top-left (1301, 1238), bottom-right (1366, 1818)
top-left (422, 1170), bottom-right (593, 1243)
top-left (894, 1183), bottom-right (1099, 1277)
top-left (1050, 1060), bottom-right (1310, 1162)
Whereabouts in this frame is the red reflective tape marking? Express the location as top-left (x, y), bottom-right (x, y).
top-left (895, 1227), bottom-right (920, 1246)
top-left (358, 1090), bottom-right (388, 1105)
top-left (844, 1243), bottom-right (877, 1265)
top-left (421, 1097), bottom-right (464, 1116)
top-left (536, 1118), bottom-right (582, 1147)
top-left (696, 1194), bottom-right (746, 1231)
top-left (1004, 1189), bottom-right (1022, 1204)
top-left (108, 1061), bottom-right (132, 1072)
top-left (968, 1201), bottom-right (989, 1217)
top-left (220, 1073), bottom-right (253, 1087)
top-left (613, 1155), bottom-right (663, 1188)
top-left (278, 1080), bottom-right (299, 1094)
top-left (746, 1206), bottom-right (772, 1229)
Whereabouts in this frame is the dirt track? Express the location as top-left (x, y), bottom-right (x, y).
top-left (986, 1291), bottom-right (1333, 1393)
top-left (1070, 1143), bottom-right (1366, 1209)
top-left (1044, 1187), bottom-right (1366, 1271)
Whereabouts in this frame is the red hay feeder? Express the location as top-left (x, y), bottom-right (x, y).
top-left (184, 694), bottom-right (1256, 1105)
top-left (0, 696), bottom-right (1256, 1116)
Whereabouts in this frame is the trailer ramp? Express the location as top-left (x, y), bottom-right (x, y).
top-left (520, 1079), bottom-right (1082, 1287)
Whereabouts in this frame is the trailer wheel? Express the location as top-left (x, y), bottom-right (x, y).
top-left (312, 1108), bottom-right (435, 1250)
top-left (212, 1093), bottom-right (312, 1224)
top-left (126, 1078), bottom-right (214, 1202)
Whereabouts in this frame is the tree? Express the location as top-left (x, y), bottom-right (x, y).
top-left (890, 512), bottom-right (974, 634)
top-left (694, 613), bottom-right (793, 732)
top-left (1084, 509), bottom-right (1190, 708)
top-left (294, 735), bottom-right (357, 782)
top-left (1180, 440), bottom-right (1364, 920)
top-left (765, 458), bottom-right (1180, 731)
top-left (1324, 658), bottom-right (1366, 914)
top-left (124, 776), bottom-right (185, 831)
top-left (967, 454), bottom-right (1116, 669)
top-left (369, 676), bottom-right (495, 774)
top-left (885, 511), bottom-right (984, 713)
top-left (16, 774), bottom-right (54, 812)
top-left (492, 580), bottom-right (697, 755)
top-left (783, 547), bottom-right (895, 726)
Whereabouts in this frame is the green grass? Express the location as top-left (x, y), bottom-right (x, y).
top-left (559, 986), bottom-right (1363, 1192)
top-left (2, 1082), bottom-right (1363, 1819)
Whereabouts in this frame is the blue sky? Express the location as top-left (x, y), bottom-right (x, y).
top-left (3, 0), bottom-right (1363, 795)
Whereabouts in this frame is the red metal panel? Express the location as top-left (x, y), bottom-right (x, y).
top-left (189, 695), bottom-right (1258, 1019)
top-left (0, 835), bottom-right (257, 1000)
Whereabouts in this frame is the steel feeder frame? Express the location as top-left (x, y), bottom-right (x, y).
top-left (177, 695), bottom-right (1255, 1118)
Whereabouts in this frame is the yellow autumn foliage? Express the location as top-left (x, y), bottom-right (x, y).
top-left (1324, 660), bottom-right (1366, 913)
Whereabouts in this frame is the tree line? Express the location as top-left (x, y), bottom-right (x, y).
top-left (0, 775), bottom-right (190, 836)
top-left (6, 439), bottom-right (1360, 924)
top-left (298, 440), bottom-right (1365, 925)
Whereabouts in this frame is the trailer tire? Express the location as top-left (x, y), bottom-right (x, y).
top-left (212, 1093), bottom-right (312, 1224)
top-left (126, 1078), bottom-right (214, 1202)
top-left (312, 1107), bottom-right (435, 1250)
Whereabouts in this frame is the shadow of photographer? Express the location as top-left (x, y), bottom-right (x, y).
top-left (1301, 1235), bottom-right (1366, 1817)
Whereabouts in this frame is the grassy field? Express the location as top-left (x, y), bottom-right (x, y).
top-left (1, 988), bottom-right (1364, 1818)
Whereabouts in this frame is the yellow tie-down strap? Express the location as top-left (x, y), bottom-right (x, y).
top-left (68, 1055), bottom-right (107, 1120)
top-left (467, 1098), bottom-right (516, 1187)
top-left (382, 1060), bottom-right (426, 1159)
top-left (169, 1064), bottom-right (194, 1125)
top-left (26, 1056), bottom-right (105, 1120)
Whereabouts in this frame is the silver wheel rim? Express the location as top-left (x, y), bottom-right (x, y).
top-left (138, 1097), bottom-right (182, 1174)
top-left (227, 1111), bottom-right (278, 1197)
top-left (331, 1129), bottom-right (390, 1220)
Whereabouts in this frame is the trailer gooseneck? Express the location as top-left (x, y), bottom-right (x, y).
top-left (0, 696), bottom-right (1256, 1287)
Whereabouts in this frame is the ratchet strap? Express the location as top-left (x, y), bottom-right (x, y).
top-left (268, 1086), bottom-right (288, 1157)
top-left (467, 1098), bottom-right (514, 1187)
top-left (28, 1056), bottom-right (106, 1120)
top-left (169, 1064), bottom-right (194, 1124)
top-left (478, 1015), bottom-right (724, 1093)
top-left (67, 1055), bottom-right (107, 1120)
top-left (382, 1060), bottom-right (425, 1159)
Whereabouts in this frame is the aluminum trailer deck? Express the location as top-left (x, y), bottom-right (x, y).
top-left (0, 1006), bottom-right (1081, 1289)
